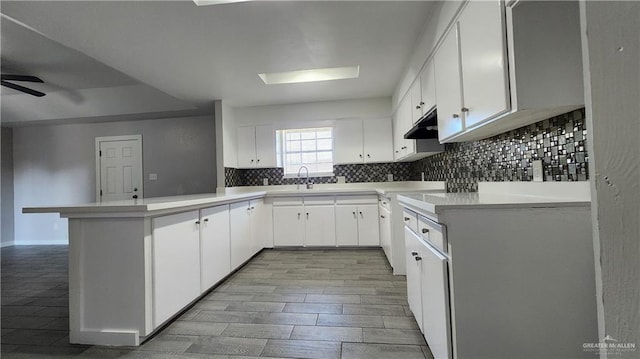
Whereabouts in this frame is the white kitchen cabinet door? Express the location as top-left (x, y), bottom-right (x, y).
top-left (435, 24), bottom-right (464, 141)
top-left (335, 205), bottom-right (359, 246)
top-left (356, 204), bottom-right (380, 246)
top-left (459, 0), bottom-right (509, 128)
top-left (420, 241), bottom-right (452, 359)
top-left (237, 126), bottom-right (257, 168)
top-left (410, 78), bottom-right (423, 124)
top-left (404, 227), bottom-right (423, 332)
top-left (363, 118), bottom-right (393, 163)
top-left (334, 118), bottom-right (364, 165)
top-left (398, 97), bottom-right (416, 158)
top-left (379, 207), bottom-right (392, 261)
top-left (200, 205), bottom-right (230, 293)
top-left (152, 210), bottom-right (201, 327)
top-left (392, 113), bottom-right (403, 161)
top-left (420, 60), bottom-right (437, 115)
top-left (249, 198), bottom-right (267, 255)
top-left (254, 125), bottom-right (276, 168)
top-left (230, 201), bottom-right (251, 269)
top-left (304, 205), bottom-right (336, 247)
top-left (273, 206), bottom-right (305, 246)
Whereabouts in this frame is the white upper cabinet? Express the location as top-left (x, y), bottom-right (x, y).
top-left (420, 60), bottom-right (437, 116)
top-left (410, 78), bottom-right (424, 124)
top-left (334, 118), bottom-right (393, 165)
top-left (237, 124), bottom-right (276, 168)
top-left (430, 0), bottom-right (583, 143)
top-left (434, 24), bottom-right (465, 141)
top-left (458, 0), bottom-right (509, 128)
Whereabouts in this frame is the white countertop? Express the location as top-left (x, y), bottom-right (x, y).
top-left (23, 192), bottom-right (266, 217)
top-left (23, 181), bottom-right (446, 217)
top-left (397, 182), bottom-right (591, 215)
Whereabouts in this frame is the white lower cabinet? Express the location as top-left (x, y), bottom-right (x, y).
top-left (272, 197), bottom-right (336, 247)
top-left (152, 210), bottom-right (202, 327)
top-left (304, 205), bottom-right (336, 246)
top-left (230, 201), bottom-right (252, 270)
top-left (273, 205), bottom-right (305, 246)
top-left (335, 197), bottom-right (380, 246)
top-left (200, 205), bottom-right (230, 292)
top-left (379, 205), bottom-right (392, 260)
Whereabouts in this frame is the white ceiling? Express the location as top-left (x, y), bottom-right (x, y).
top-left (1, 1), bottom-right (434, 125)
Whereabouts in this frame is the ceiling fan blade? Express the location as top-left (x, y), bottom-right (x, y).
top-left (1, 80), bottom-right (46, 97)
top-left (1, 74), bottom-right (44, 83)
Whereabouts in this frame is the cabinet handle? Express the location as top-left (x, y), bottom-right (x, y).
top-left (452, 114), bottom-right (460, 118)
top-left (380, 215), bottom-right (385, 219)
top-left (251, 206), bottom-right (255, 210)
top-left (195, 220), bottom-right (201, 225)
top-left (383, 201), bottom-right (387, 205)
top-left (416, 105), bottom-right (421, 110)
top-left (420, 101), bottom-right (425, 106)
top-left (395, 150), bottom-right (399, 153)
top-left (203, 218), bottom-right (209, 223)
top-left (404, 217), bottom-right (410, 221)
top-left (461, 107), bottom-right (469, 112)
top-left (411, 251), bottom-right (418, 256)
top-left (422, 228), bottom-right (429, 234)
top-left (415, 256), bottom-right (422, 261)
top-left (306, 212), bottom-right (309, 219)
top-left (359, 211), bottom-right (363, 218)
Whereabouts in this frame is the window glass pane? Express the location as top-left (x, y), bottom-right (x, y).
top-left (286, 132), bottom-right (300, 141)
top-left (286, 140), bottom-right (301, 152)
top-left (301, 152), bottom-right (316, 164)
top-left (286, 153), bottom-right (301, 165)
top-left (316, 130), bottom-right (332, 139)
top-left (317, 139), bottom-right (332, 151)
top-left (300, 131), bottom-right (316, 140)
top-left (300, 140), bottom-right (316, 151)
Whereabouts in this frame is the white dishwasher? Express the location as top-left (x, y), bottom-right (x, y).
top-left (405, 214), bottom-right (452, 359)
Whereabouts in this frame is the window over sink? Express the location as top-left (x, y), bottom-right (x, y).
top-left (276, 127), bottom-right (334, 177)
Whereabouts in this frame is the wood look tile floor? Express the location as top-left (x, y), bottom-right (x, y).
top-left (1, 246), bottom-right (433, 358)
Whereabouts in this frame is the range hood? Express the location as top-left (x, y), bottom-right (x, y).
top-left (404, 107), bottom-right (438, 139)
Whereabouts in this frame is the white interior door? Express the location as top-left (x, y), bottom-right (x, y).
top-left (96, 135), bottom-right (143, 202)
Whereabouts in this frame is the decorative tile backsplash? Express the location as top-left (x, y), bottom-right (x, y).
top-left (411, 108), bottom-right (588, 192)
top-left (226, 162), bottom-right (413, 187)
top-left (225, 109), bottom-right (588, 192)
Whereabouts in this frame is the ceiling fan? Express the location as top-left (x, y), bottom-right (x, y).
top-left (1, 74), bottom-right (46, 97)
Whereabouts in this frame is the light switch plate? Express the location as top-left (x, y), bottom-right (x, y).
top-left (532, 160), bottom-right (543, 182)
top-left (149, 173), bottom-right (158, 181)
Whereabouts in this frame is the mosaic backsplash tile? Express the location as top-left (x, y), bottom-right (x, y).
top-left (225, 109), bottom-right (588, 192)
top-left (411, 108), bottom-right (588, 192)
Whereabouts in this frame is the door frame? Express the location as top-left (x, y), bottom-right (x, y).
top-left (95, 135), bottom-right (143, 202)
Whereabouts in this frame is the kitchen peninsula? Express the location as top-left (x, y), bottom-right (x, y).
top-left (23, 181), bottom-right (444, 346)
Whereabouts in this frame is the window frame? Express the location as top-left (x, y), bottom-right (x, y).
top-left (277, 127), bottom-right (335, 178)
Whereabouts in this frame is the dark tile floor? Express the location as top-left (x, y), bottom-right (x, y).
top-left (2, 245), bottom-right (433, 358)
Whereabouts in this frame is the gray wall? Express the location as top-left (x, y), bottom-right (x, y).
top-left (13, 115), bottom-right (216, 244)
top-left (1, 127), bottom-right (15, 246)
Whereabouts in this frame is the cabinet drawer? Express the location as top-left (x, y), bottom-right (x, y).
top-left (303, 196), bottom-right (335, 205)
top-left (402, 209), bottom-right (418, 233)
top-left (336, 195), bottom-right (378, 205)
top-left (418, 216), bottom-right (446, 253)
top-left (272, 196), bottom-right (303, 206)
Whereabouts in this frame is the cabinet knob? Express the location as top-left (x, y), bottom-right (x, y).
top-left (250, 159), bottom-right (254, 162)
top-left (415, 256), bottom-right (422, 261)
top-left (298, 212), bottom-right (301, 219)
top-left (404, 217), bottom-right (410, 221)
top-left (306, 212), bottom-right (309, 219)
top-left (452, 114), bottom-right (460, 118)
top-left (353, 211), bottom-right (357, 217)
top-left (367, 154), bottom-right (371, 158)
top-left (416, 105), bottom-right (421, 110)
top-left (461, 107), bottom-right (469, 112)
top-left (411, 251), bottom-right (418, 256)
top-left (359, 211), bottom-right (363, 218)
top-left (422, 228), bottom-right (429, 234)
top-left (195, 220), bottom-right (201, 225)
top-left (420, 101), bottom-right (425, 106)
top-left (203, 218), bottom-right (209, 223)
top-left (380, 215), bottom-right (385, 219)
top-left (251, 206), bottom-right (255, 210)
top-left (257, 159), bottom-right (260, 163)
top-left (359, 154), bottom-right (363, 158)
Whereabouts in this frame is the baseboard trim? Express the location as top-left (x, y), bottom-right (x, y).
top-left (13, 240), bottom-right (69, 246)
top-left (1, 241), bottom-right (15, 248)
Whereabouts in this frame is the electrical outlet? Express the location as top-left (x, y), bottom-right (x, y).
top-left (336, 176), bottom-right (346, 184)
top-left (387, 173), bottom-right (394, 182)
top-left (263, 178), bottom-right (269, 186)
top-left (532, 160), bottom-right (543, 182)
top-left (149, 173), bottom-right (158, 181)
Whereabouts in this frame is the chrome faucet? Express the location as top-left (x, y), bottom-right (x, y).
top-left (297, 166), bottom-right (313, 189)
